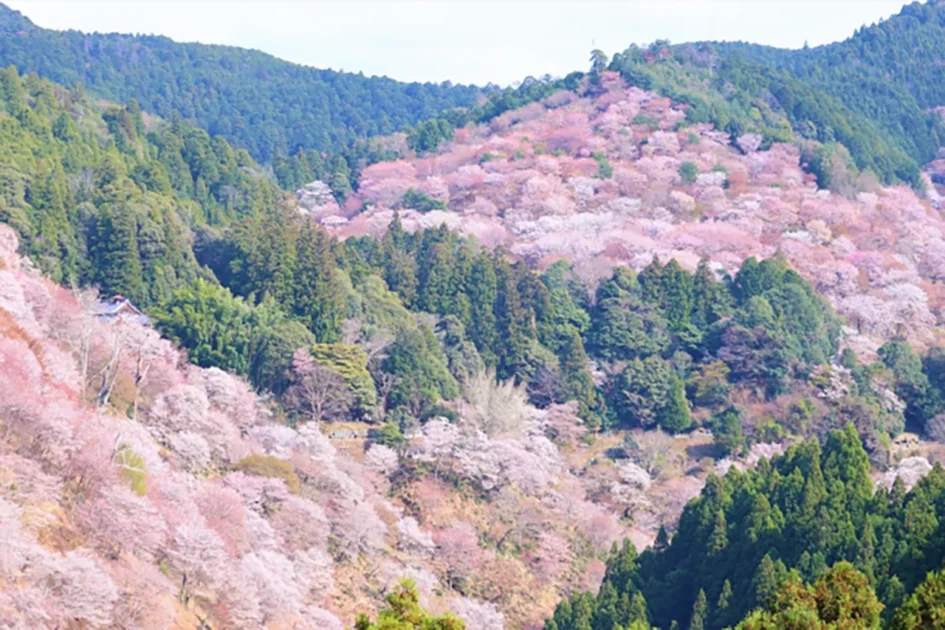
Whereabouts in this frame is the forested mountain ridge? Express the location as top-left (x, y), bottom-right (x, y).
top-left (0, 64), bottom-right (283, 306)
top-left (8, 2), bottom-right (945, 628)
top-left (317, 71), bottom-right (945, 355)
top-left (674, 0), bottom-right (945, 180)
top-left (549, 425), bottom-right (945, 630)
top-left (0, 2), bottom-right (484, 162)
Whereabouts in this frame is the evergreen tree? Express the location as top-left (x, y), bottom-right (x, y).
top-left (660, 373), bottom-right (692, 433)
top-left (90, 205), bottom-right (144, 302)
top-left (293, 223), bottom-right (343, 343)
top-left (689, 589), bottom-right (707, 630)
top-left (889, 570), bottom-right (945, 630)
top-left (467, 251), bottom-right (498, 365)
top-left (384, 325), bottom-right (459, 416)
top-left (154, 279), bottom-right (255, 375)
top-left (660, 259), bottom-right (693, 332)
top-left (355, 579), bottom-right (464, 630)
top-left (638, 257), bottom-right (663, 304)
top-left (559, 328), bottom-right (598, 413)
top-left (494, 254), bottom-right (530, 381)
top-left (712, 406), bottom-right (744, 456)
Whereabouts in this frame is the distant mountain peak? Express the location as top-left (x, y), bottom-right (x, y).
top-left (0, 3), bottom-right (34, 34)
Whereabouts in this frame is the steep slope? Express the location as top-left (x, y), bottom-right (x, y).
top-left (0, 222), bottom-right (648, 629)
top-left (317, 73), bottom-right (945, 353)
top-left (549, 426), bottom-right (945, 630)
top-left (0, 65), bottom-right (282, 306)
top-left (690, 0), bottom-right (945, 169)
top-left (603, 43), bottom-right (927, 188)
top-left (0, 2), bottom-right (483, 162)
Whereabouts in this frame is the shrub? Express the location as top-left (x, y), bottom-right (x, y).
top-left (400, 188), bottom-right (446, 212)
top-left (234, 454), bottom-right (300, 494)
top-left (310, 343), bottom-right (377, 416)
top-left (463, 370), bottom-right (531, 436)
top-left (115, 444), bottom-right (147, 496)
top-left (679, 161), bottom-right (699, 184)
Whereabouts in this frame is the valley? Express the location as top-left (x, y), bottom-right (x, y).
top-left (2, 2), bottom-right (945, 629)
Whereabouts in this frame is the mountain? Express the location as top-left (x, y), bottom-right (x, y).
top-left (596, 43), bottom-right (929, 189)
top-left (549, 425), bottom-right (945, 630)
top-left (4, 58), bottom-right (937, 630)
top-left (0, 2), bottom-right (483, 162)
top-left (315, 72), bottom-right (945, 353)
top-left (0, 65), bottom-right (285, 305)
top-left (7, 3), bottom-right (945, 628)
top-left (683, 0), bottom-right (945, 175)
top-left (0, 216), bottom-right (696, 629)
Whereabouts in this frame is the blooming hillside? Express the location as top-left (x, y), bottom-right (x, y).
top-left (0, 222), bottom-right (717, 629)
top-left (312, 73), bottom-right (945, 354)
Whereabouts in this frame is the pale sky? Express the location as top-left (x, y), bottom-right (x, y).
top-left (5, 0), bottom-right (910, 86)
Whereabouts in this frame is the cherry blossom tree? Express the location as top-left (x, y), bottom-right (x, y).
top-left (365, 443), bottom-right (400, 477)
top-left (450, 597), bottom-right (505, 630)
top-left (293, 546), bottom-right (335, 599)
top-left (300, 606), bottom-right (344, 630)
top-left (75, 485), bottom-right (167, 560)
top-left (531, 532), bottom-right (573, 584)
top-left (414, 418), bottom-right (461, 477)
top-left (284, 348), bottom-right (353, 424)
top-left (240, 549), bottom-right (304, 620)
top-left (581, 508), bottom-right (623, 552)
top-left (223, 471), bottom-right (290, 515)
top-left (271, 495), bottom-right (330, 552)
top-left (197, 483), bottom-right (250, 556)
top-left (107, 557), bottom-right (177, 630)
top-left (435, 522), bottom-right (482, 588)
top-left (35, 550), bottom-right (120, 629)
top-left (397, 516), bottom-right (436, 557)
top-left (170, 520), bottom-right (229, 599)
top-left (116, 322), bottom-right (177, 420)
top-left (335, 501), bottom-right (387, 559)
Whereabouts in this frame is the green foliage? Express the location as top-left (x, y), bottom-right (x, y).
top-left (879, 341), bottom-right (945, 438)
top-left (687, 361), bottom-right (732, 408)
top-left (407, 118), bottom-right (454, 155)
top-left (401, 188), bottom-right (446, 212)
top-left (310, 343), bottom-right (377, 417)
top-left (0, 6), bottom-right (482, 163)
top-left (213, 210), bottom-right (345, 343)
top-left (234, 454), bottom-right (300, 494)
top-left (706, 2), bottom-right (945, 171)
top-left (372, 422), bottom-right (408, 456)
top-left (548, 425), bottom-right (945, 629)
top-left (587, 267), bottom-right (671, 362)
top-left (384, 325), bottom-right (459, 416)
top-left (436, 316), bottom-right (485, 384)
top-left (607, 356), bottom-right (691, 433)
top-left (607, 44), bottom-right (923, 188)
top-left (715, 255), bottom-right (840, 395)
top-left (355, 579), bottom-right (465, 630)
top-left (154, 279), bottom-right (256, 375)
top-left (801, 142), bottom-right (861, 195)
top-left (0, 66), bottom-right (284, 303)
top-left (712, 406), bottom-right (745, 457)
top-left (690, 588), bottom-right (708, 630)
top-left (591, 254), bottom-right (837, 427)
top-left (736, 563), bottom-right (882, 629)
top-left (115, 444), bottom-right (147, 496)
top-left (678, 161), bottom-right (699, 184)
top-left (548, 541), bottom-right (651, 630)
top-left (249, 320), bottom-right (317, 394)
top-left (592, 151), bottom-right (613, 179)
top-left (888, 569), bottom-right (945, 630)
